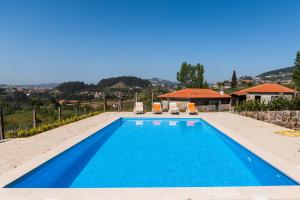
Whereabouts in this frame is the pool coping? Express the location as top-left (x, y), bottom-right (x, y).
top-left (201, 116), bottom-right (300, 184)
top-left (1, 112), bottom-right (300, 199)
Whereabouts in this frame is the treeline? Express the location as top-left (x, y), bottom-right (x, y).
top-left (55, 81), bottom-right (96, 101)
top-left (55, 76), bottom-right (151, 100)
top-left (0, 91), bottom-right (60, 115)
top-left (98, 76), bottom-right (150, 89)
top-left (0, 76), bottom-right (157, 115)
top-left (56, 81), bottom-right (95, 94)
top-left (56, 76), bottom-right (150, 93)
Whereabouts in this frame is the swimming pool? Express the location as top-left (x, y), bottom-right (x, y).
top-left (6, 118), bottom-right (298, 188)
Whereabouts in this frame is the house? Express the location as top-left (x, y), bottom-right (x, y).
top-left (238, 76), bottom-right (253, 86)
top-left (58, 100), bottom-right (80, 105)
top-left (158, 88), bottom-right (231, 111)
top-left (211, 83), bottom-right (219, 89)
top-left (231, 83), bottom-right (296, 105)
top-left (223, 80), bottom-right (232, 89)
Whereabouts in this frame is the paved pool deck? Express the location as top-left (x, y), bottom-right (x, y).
top-left (1, 112), bottom-right (300, 199)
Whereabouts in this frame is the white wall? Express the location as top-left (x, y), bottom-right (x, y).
top-left (246, 94), bottom-right (293, 104)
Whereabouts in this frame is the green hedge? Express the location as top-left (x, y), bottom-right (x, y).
top-left (10, 111), bottom-right (102, 138)
top-left (235, 97), bottom-right (300, 112)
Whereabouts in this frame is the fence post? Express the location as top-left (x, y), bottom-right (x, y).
top-left (75, 107), bottom-right (78, 117)
top-left (135, 92), bottom-right (138, 102)
top-left (33, 109), bottom-right (37, 128)
top-left (118, 98), bottom-right (122, 111)
top-left (103, 93), bottom-right (107, 112)
top-left (117, 92), bottom-right (122, 111)
top-left (0, 107), bottom-right (4, 140)
top-left (58, 107), bottom-right (61, 120)
top-left (84, 107), bottom-right (87, 115)
top-left (151, 92), bottom-right (154, 104)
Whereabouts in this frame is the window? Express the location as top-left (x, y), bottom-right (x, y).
top-left (255, 96), bottom-right (261, 101)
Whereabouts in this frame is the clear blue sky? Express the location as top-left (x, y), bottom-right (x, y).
top-left (0, 0), bottom-right (300, 84)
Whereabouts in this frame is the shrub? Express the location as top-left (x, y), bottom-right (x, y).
top-left (267, 97), bottom-right (292, 111)
top-left (235, 96), bottom-right (300, 112)
top-left (235, 100), bottom-right (267, 112)
top-left (291, 97), bottom-right (300, 110)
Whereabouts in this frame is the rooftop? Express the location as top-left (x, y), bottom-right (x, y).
top-left (158, 88), bottom-right (230, 99)
top-left (231, 83), bottom-right (296, 96)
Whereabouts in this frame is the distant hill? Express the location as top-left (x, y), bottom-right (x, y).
top-left (0, 83), bottom-right (59, 89)
top-left (56, 81), bottom-right (88, 93)
top-left (256, 66), bottom-right (295, 78)
top-left (97, 76), bottom-right (151, 90)
top-left (27, 83), bottom-right (60, 89)
top-left (255, 66), bottom-right (295, 84)
top-left (148, 78), bottom-right (178, 89)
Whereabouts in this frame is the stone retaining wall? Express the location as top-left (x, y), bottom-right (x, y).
top-left (237, 111), bottom-right (300, 130)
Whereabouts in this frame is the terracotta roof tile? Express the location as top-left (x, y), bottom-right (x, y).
top-left (158, 88), bottom-right (230, 99)
top-left (231, 83), bottom-right (296, 96)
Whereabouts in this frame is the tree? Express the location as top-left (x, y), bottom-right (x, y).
top-left (56, 81), bottom-right (87, 94)
top-left (231, 70), bottom-right (237, 88)
top-left (176, 62), bottom-right (192, 88)
top-left (193, 64), bottom-right (205, 88)
top-left (177, 62), bottom-right (207, 88)
top-left (97, 76), bottom-right (151, 89)
top-left (293, 51), bottom-right (300, 90)
top-left (0, 88), bottom-right (5, 95)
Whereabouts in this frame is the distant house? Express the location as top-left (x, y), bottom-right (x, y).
top-left (223, 80), bottom-right (231, 89)
top-left (211, 83), bottom-right (219, 89)
top-left (238, 76), bottom-right (253, 86)
top-left (58, 100), bottom-right (79, 105)
top-left (158, 88), bottom-right (231, 111)
top-left (94, 92), bottom-right (101, 98)
top-left (231, 83), bottom-right (296, 105)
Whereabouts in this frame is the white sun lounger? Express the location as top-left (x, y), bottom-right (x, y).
top-left (134, 102), bottom-right (144, 114)
top-left (169, 102), bottom-right (180, 114)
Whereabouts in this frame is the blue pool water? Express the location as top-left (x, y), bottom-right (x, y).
top-left (6, 118), bottom-right (298, 188)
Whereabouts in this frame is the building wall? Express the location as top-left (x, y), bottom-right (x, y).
top-left (161, 98), bottom-right (231, 111)
top-left (246, 93), bottom-right (294, 103)
top-left (191, 98), bottom-right (230, 106)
